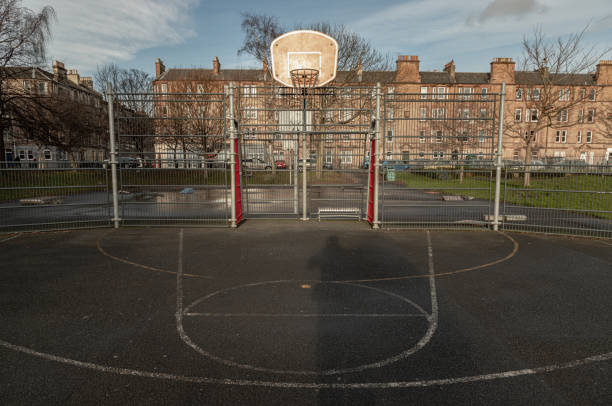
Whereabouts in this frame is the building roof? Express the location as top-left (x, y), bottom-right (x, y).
top-left (1, 65), bottom-right (101, 96)
top-left (155, 67), bottom-right (597, 86)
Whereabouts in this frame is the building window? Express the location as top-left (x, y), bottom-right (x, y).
top-left (243, 85), bottom-right (256, 96)
top-left (527, 109), bottom-right (538, 122)
top-left (578, 109), bottom-right (584, 123)
top-left (513, 150), bottom-right (519, 160)
top-left (532, 88), bottom-right (540, 100)
top-left (23, 80), bottom-right (31, 92)
top-left (27, 150), bottom-right (34, 160)
top-left (43, 150), bottom-right (52, 160)
top-left (432, 108), bottom-right (445, 120)
top-left (479, 129), bottom-right (485, 143)
top-left (580, 88), bottom-right (586, 100)
top-left (588, 89), bottom-right (596, 101)
top-left (558, 109), bottom-right (568, 122)
top-left (437, 87), bottom-right (446, 100)
top-left (480, 108), bottom-right (487, 119)
top-left (340, 150), bottom-right (352, 164)
top-left (325, 110), bottom-right (334, 122)
top-left (419, 107), bottom-right (427, 121)
top-left (386, 130), bottom-right (393, 142)
top-left (586, 131), bottom-right (592, 143)
top-left (343, 109), bottom-right (351, 121)
top-left (420, 87), bottom-right (427, 99)
top-left (387, 87), bottom-right (394, 99)
top-left (577, 131), bottom-right (582, 143)
top-left (419, 151), bottom-right (425, 159)
top-left (461, 109), bottom-right (470, 120)
top-left (515, 88), bottom-right (522, 100)
top-left (38, 82), bottom-right (46, 94)
top-left (197, 84), bottom-right (204, 93)
top-left (435, 130), bottom-right (443, 143)
top-left (386, 108), bottom-right (394, 119)
top-left (481, 88), bottom-right (488, 100)
top-left (559, 88), bottom-right (570, 101)
top-left (555, 130), bottom-right (566, 143)
top-left (587, 109), bottom-right (595, 123)
top-left (161, 106), bottom-right (168, 116)
top-left (419, 130), bottom-right (426, 143)
top-left (325, 151), bottom-right (332, 164)
top-left (161, 83), bottom-right (167, 93)
top-left (243, 107), bottom-right (257, 119)
top-left (515, 109), bottom-right (522, 122)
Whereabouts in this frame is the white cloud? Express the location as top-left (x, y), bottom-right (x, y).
top-left (348, 0), bottom-right (612, 71)
top-left (23, 0), bottom-right (199, 74)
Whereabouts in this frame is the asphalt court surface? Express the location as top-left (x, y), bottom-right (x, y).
top-left (1, 222), bottom-right (611, 405)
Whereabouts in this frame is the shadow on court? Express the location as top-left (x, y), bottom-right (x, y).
top-left (0, 221), bottom-right (611, 405)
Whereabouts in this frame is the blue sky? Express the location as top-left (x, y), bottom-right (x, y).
top-left (25, 0), bottom-right (612, 79)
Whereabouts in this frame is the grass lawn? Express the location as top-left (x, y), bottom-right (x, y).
top-left (394, 170), bottom-right (612, 219)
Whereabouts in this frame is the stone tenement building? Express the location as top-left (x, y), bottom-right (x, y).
top-left (152, 56), bottom-right (612, 166)
top-left (1, 61), bottom-right (107, 166)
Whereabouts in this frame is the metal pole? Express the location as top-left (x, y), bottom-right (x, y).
top-left (228, 83), bottom-right (237, 228)
top-left (107, 82), bottom-right (120, 229)
top-left (373, 83), bottom-right (381, 229)
top-left (493, 82), bottom-right (506, 231)
top-left (301, 93), bottom-right (308, 220)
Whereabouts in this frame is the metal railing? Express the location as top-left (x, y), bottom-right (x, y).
top-left (1, 83), bottom-right (610, 238)
top-left (0, 161), bottom-right (110, 231)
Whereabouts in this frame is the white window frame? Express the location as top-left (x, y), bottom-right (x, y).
top-left (480, 108), bottom-right (487, 119)
top-left (387, 87), bottom-right (394, 99)
top-left (419, 107), bottom-right (427, 121)
top-left (340, 150), bottom-right (352, 164)
top-left (243, 106), bottom-right (257, 120)
top-left (578, 109), bottom-right (584, 123)
top-left (558, 109), bottom-right (568, 122)
top-left (420, 87), bottom-right (427, 99)
top-left (532, 88), bottom-right (540, 100)
top-left (325, 151), bottom-right (333, 164)
top-left (577, 131), bottom-right (582, 143)
top-left (588, 89), bottom-right (596, 101)
top-left (479, 129), bottom-right (485, 143)
top-left (435, 130), bottom-right (443, 143)
top-left (386, 130), bottom-right (393, 143)
top-left (559, 88), bottom-right (570, 101)
top-left (481, 88), bottom-right (488, 100)
top-left (463, 87), bottom-right (472, 100)
top-left (437, 87), bottom-right (446, 100)
top-left (587, 109), bottom-right (595, 123)
top-left (161, 83), bottom-right (167, 93)
top-left (43, 149), bottom-right (52, 160)
top-left (586, 131), bottom-right (592, 143)
top-left (515, 88), bottom-right (522, 100)
top-left (419, 130), bottom-right (426, 143)
top-left (515, 109), bottom-right (522, 122)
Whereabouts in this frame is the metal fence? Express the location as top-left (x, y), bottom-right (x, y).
top-left (501, 162), bottom-right (612, 238)
top-left (114, 92), bottom-right (230, 226)
top-left (380, 92), bottom-right (498, 228)
top-left (1, 83), bottom-right (610, 238)
top-left (0, 162), bottom-right (110, 231)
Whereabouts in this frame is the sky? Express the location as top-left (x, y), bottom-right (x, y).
top-left (24, 0), bottom-right (612, 81)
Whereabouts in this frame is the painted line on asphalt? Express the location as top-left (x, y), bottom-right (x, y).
top-left (0, 233), bottom-right (20, 243)
top-left (2, 335), bottom-right (611, 389)
top-left (95, 230), bottom-right (518, 283)
top-left (175, 232), bottom-right (438, 375)
top-left (339, 231), bottom-right (519, 283)
top-left (96, 232), bottom-right (211, 279)
top-left (183, 312), bottom-right (427, 318)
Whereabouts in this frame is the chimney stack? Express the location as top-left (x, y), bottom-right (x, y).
top-left (490, 57), bottom-right (515, 84)
top-left (80, 77), bottom-right (94, 90)
top-left (443, 60), bottom-right (455, 82)
top-left (595, 60), bottom-right (612, 85)
top-left (53, 60), bottom-right (67, 80)
top-left (67, 69), bottom-right (80, 85)
top-left (213, 56), bottom-right (220, 75)
top-left (395, 55), bottom-right (420, 83)
top-left (155, 58), bottom-right (165, 78)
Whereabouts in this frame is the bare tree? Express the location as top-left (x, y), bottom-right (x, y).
top-left (506, 25), bottom-right (610, 185)
top-left (238, 12), bottom-right (391, 77)
top-left (0, 0), bottom-right (55, 166)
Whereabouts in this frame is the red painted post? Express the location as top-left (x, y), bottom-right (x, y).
top-left (367, 138), bottom-right (376, 225)
top-left (234, 137), bottom-right (244, 224)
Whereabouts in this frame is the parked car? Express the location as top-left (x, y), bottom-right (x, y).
top-left (242, 158), bottom-right (272, 171)
top-left (297, 158), bottom-right (316, 171)
top-left (274, 160), bottom-right (287, 169)
top-left (382, 160), bottom-right (410, 170)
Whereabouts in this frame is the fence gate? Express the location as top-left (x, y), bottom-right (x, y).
top-left (115, 91), bottom-right (230, 226)
top-left (380, 91), bottom-right (499, 228)
top-left (236, 86), bottom-right (375, 220)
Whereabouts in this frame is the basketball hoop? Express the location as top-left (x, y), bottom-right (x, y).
top-left (290, 69), bottom-right (319, 91)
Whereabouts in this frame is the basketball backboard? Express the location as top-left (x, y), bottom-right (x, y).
top-left (270, 30), bottom-right (338, 88)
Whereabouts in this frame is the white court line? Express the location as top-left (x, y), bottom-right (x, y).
top-left (1, 228), bottom-right (612, 388)
top-left (175, 230), bottom-right (438, 375)
top-left (0, 233), bottom-right (20, 243)
top-left (183, 312), bottom-right (426, 318)
top-left (1, 338), bottom-right (611, 389)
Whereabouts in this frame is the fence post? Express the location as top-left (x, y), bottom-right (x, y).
top-left (373, 83), bottom-right (382, 229)
top-left (493, 82), bottom-right (506, 231)
top-left (301, 92), bottom-right (308, 221)
top-left (228, 83), bottom-right (237, 228)
top-left (107, 82), bottom-right (120, 229)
